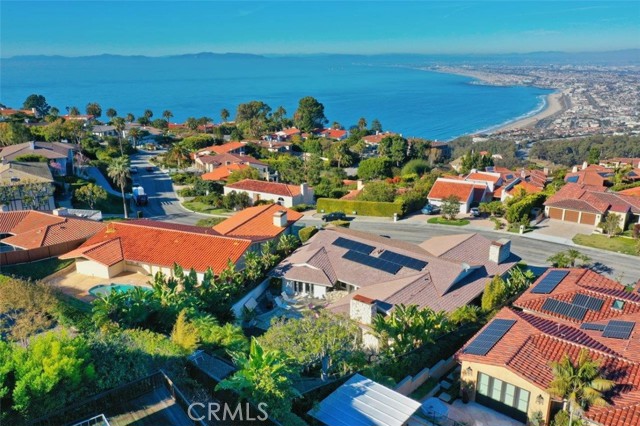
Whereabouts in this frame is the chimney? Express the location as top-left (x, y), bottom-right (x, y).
top-left (350, 295), bottom-right (377, 325)
top-left (356, 180), bottom-right (364, 191)
top-left (273, 210), bottom-right (287, 227)
top-left (572, 165), bottom-right (579, 173)
top-left (520, 170), bottom-right (527, 179)
top-left (543, 167), bottom-right (550, 176)
top-left (53, 208), bottom-right (68, 216)
top-left (300, 183), bottom-right (308, 197)
top-left (489, 239), bottom-right (511, 264)
top-left (582, 161), bottom-right (588, 170)
top-left (29, 141), bottom-right (35, 150)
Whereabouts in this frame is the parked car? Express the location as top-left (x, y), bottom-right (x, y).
top-left (130, 166), bottom-right (138, 174)
top-left (421, 204), bottom-right (440, 215)
top-left (470, 207), bottom-right (480, 217)
top-left (321, 211), bottom-right (346, 222)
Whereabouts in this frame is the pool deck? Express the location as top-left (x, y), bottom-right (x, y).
top-left (45, 269), bottom-right (152, 302)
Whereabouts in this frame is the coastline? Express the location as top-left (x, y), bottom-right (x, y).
top-left (488, 90), bottom-right (565, 133)
top-left (425, 66), bottom-right (567, 135)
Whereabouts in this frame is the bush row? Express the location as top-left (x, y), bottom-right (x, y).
top-left (317, 198), bottom-right (404, 217)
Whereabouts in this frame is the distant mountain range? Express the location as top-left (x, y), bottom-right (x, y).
top-left (7, 49), bottom-right (640, 66)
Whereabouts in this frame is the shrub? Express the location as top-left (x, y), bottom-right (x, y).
top-left (328, 220), bottom-right (350, 228)
top-left (401, 159), bottom-right (430, 177)
top-left (505, 193), bottom-right (546, 223)
top-left (290, 203), bottom-right (313, 212)
top-left (357, 157), bottom-right (392, 180)
top-left (170, 172), bottom-right (199, 185)
top-left (490, 217), bottom-right (505, 230)
top-left (357, 181), bottom-right (396, 202)
top-left (317, 198), bottom-right (403, 217)
top-left (180, 134), bottom-right (215, 151)
top-left (298, 226), bottom-right (318, 243)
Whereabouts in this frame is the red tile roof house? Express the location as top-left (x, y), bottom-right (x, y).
top-left (195, 141), bottom-right (245, 157)
top-left (0, 209), bottom-right (104, 265)
top-left (272, 227), bottom-right (518, 348)
top-left (427, 178), bottom-right (491, 214)
top-left (223, 179), bottom-right (315, 208)
top-left (317, 128), bottom-right (349, 140)
top-left (0, 141), bottom-right (78, 176)
top-left (457, 268), bottom-right (640, 426)
top-left (274, 127), bottom-right (301, 141)
top-left (195, 151), bottom-right (269, 176)
top-left (544, 182), bottom-right (640, 228)
top-left (61, 220), bottom-right (253, 281)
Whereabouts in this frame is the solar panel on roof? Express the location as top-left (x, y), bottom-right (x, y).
top-left (572, 294), bottom-right (605, 311)
top-left (541, 298), bottom-right (587, 320)
top-left (378, 250), bottom-right (428, 270)
top-left (342, 250), bottom-right (402, 274)
top-left (464, 319), bottom-right (516, 356)
top-left (602, 320), bottom-right (635, 339)
top-left (580, 323), bottom-right (606, 332)
top-left (531, 270), bottom-right (570, 294)
top-left (332, 237), bottom-right (375, 254)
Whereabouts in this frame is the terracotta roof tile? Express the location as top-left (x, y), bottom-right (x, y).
top-left (61, 221), bottom-right (251, 273)
top-left (225, 179), bottom-right (302, 197)
top-left (428, 179), bottom-right (478, 201)
top-left (202, 164), bottom-right (250, 181)
top-left (212, 204), bottom-right (302, 241)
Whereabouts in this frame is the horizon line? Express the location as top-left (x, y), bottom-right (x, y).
top-left (3, 48), bottom-right (640, 60)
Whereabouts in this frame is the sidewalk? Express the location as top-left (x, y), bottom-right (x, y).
top-left (80, 166), bottom-right (121, 197)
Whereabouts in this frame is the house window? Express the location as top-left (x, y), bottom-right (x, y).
top-left (477, 372), bottom-right (530, 414)
top-left (612, 300), bottom-right (625, 310)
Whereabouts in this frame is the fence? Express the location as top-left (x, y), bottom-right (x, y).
top-left (231, 276), bottom-right (271, 318)
top-left (393, 355), bottom-right (457, 396)
top-left (1, 239), bottom-right (85, 265)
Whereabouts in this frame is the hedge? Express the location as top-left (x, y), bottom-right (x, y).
top-left (298, 226), bottom-right (318, 243)
top-left (316, 198), bottom-right (404, 217)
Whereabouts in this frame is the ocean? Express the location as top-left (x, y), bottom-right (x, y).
top-left (0, 54), bottom-right (552, 140)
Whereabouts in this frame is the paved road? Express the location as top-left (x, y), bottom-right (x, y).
top-left (128, 151), bottom-right (639, 284)
top-left (298, 217), bottom-right (640, 284)
top-left (129, 152), bottom-right (210, 224)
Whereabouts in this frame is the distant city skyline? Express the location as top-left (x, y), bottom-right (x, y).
top-left (1, 1), bottom-right (639, 58)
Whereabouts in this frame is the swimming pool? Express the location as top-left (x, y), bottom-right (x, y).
top-left (88, 283), bottom-right (151, 298)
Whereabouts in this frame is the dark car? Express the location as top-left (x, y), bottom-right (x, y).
top-left (321, 211), bottom-right (346, 222)
top-left (421, 204), bottom-right (440, 215)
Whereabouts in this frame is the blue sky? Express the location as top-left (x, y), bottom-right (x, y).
top-left (1, 1), bottom-right (638, 57)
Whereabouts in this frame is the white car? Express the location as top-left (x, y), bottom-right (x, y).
top-left (470, 208), bottom-right (480, 217)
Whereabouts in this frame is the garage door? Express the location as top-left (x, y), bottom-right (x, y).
top-left (580, 212), bottom-right (597, 225)
top-left (548, 207), bottom-right (564, 220)
top-left (564, 210), bottom-right (580, 222)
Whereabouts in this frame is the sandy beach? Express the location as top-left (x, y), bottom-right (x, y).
top-left (491, 90), bottom-right (566, 132)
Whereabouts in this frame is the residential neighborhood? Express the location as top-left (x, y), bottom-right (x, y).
top-left (1, 92), bottom-right (639, 426)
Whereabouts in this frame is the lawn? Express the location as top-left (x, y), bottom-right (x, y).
top-left (1, 257), bottom-right (75, 281)
top-left (409, 377), bottom-right (438, 400)
top-left (573, 234), bottom-right (638, 256)
top-left (195, 217), bottom-right (227, 227)
top-left (427, 217), bottom-right (470, 226)
top-left (182, 200), bottom-right (230, 215)
top-left (74, 192), bottom-right (125, 215)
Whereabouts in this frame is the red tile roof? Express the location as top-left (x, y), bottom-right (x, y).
top-left (61, 221), bottom-right (251, 273)
top-left (362, 132), bottom-right (396, 144)
top-left (428, 179), bottom-right (481, 201)
top-left (202, 141), bottom-right (245, 155)
top-left (619, 186), bottom-right (640, 197)
top-left (0, 210), bottom-right (103, 249)
top-left (212, 204), bottom-right (302, 241)
top-left (545, 183), bottom-right (610, 213)
top-left (458, 268), bottom-right (640, 426)
top-left (506, 181), bottom-right (544, 196)
top-left (225, 179), bottom-right (302, 197)
top-left (202, 163), bottom-right (250, 181)
top-left (466, 172), bottom-right (501, 184)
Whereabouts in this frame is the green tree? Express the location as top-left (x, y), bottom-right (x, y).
top-left (401, 159), bottom-right (430, 177)
top-left (276, 234), bottom-right (300, 257)
top-left (547, 349), bottom-right (615, 426)
top-left (162, 109), bottom-right (173, 122)
top-left (358, 157), bottom-right (392, 180)
top-left (166, 144), bottom-right (190, 169)
top-left (370, 118), bottom-right (383, 133)
top-left (260, 311), bottom-right (363, 379)
top-left (170, 309), bottom-right (199, 353)
top-left (125, 113), bottom-right (135, 123)
top-left (14, 153), bottom-right (48, 162)
top-left (602, 214), bottom-right (622, 238)
top-left (357, 117), bottom-right (367, 130)
top-left (390, 136), bottom-right (408, 166)
top-left (547, 252), bottom-right (571, 268)
top-left (106, 108), bottom-right (118, 120)
top-left (85, 102), bottom-right (102, 118)
top-left (227, 166), bottom-right (261, 184)
top-left (330, 142), bottom-right (354, 168)
top-left (75, 183), bottom-right (107, 209)
top-left (10, 331), bottom-right (96, 418)
top-left (358, 181), bottom-right (396, 202)
top-left (449, 305), bottom-right (481, 325)
top-left (372, 304), bottom-right (451, 356)
top-left (0, 122), bottom-right (32, 146)
top-left (216, 337), bottom-right (300, 421)
top-left (128, 127), bottom-right (141, 148)
top-left (107, 156), bottom-right (130, 219)
top-left (68, 106), bottom-right (80, 116)
top-left (294, 96), bottom-right (327, 132)
top-left (143, 109), bottom-right (153, 120)
top-left (587, 147), bottom-right (600, 165)
top-left (111, 117), bottom-right (126, 154)
top-left (441, 195), bottom-right (461, 220)
top-left (481, 275), bottom-right (507, 312)
top-left (23, 94), bottom-right (50, 116)
top-left (220, 108), bottom-right (230, 123)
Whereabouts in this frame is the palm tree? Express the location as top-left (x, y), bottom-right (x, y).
top-left (111, 117), bottom-right (126, 155)
top-left (565, 249), bottom-right (591, 267)
top-left (276, 234), bottom-right (299, 257)
top-left (547, 348), bottom-right (615, 426)
top-left (162, 110), bottom-right (173, 122)
top-left (106, 108), bottom-right (118, 121)
top-left (220, 108), bottom-right (230, 123)
top-left (125, 113), bottom-right (135, 123)
top-left (243, 251), bottom-right (263, 284)
top-left (143, 109), bottom-right (153, 120)
top-left (167, 144), bottom-right (189, 169)
top-left (357, 117), bottom-right (367, 130)
top-left (128, 127), bottom-right (141, 148)
top-left (107, 156), bottom-right (130, 218)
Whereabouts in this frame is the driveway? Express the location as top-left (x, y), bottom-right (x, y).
top-left (531, 218), bottom-right (595, 244)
